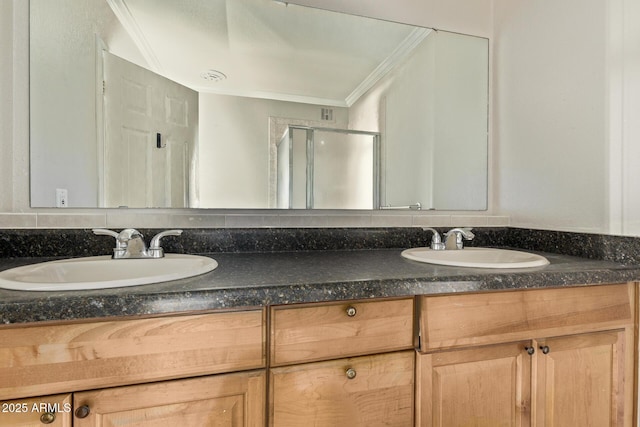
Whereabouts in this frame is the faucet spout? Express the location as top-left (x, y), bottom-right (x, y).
top-left (116, 229), bottom-right (148, 258)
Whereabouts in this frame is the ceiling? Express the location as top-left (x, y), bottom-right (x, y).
top-left (107, 0), bottom-right (431, 106)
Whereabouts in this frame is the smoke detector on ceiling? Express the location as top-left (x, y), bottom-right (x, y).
top-left (201, 69), bottom-right (227, 82)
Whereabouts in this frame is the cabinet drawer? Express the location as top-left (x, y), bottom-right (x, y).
top-left (419, 283), bottom-right (633, 351)
top-left (270, 298), bottom-right (414, 365)
top-left (0, 310), bottom-right (266, 400)
top-left (269, 351), bottom-right (414, 427)
top-left (0, 393), bottom-right (72, 426)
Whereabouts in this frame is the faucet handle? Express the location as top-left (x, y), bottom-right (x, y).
top-left (422, 227), bottom-right (445, 251)
top-left (92, 228), bottom-right (127, 257)
top-left (92, 228), bottom-right (118, 239)
top-left (444, 227), bottom-right (475, 250)
top-left (148, 229), bottom-right (183, 258)
top-left (445, 227), bottom-right (475, 239)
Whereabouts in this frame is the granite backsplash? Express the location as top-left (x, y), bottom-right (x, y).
top-left (1, 227), bottom-right (640, 265)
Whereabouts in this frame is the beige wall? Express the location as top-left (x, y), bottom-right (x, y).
top-left (493, 0), bottom-right (607, 233)
top-left (618, 0), bottom-right (640, 236)
top-left (493, 0), bottom-right (640, 235)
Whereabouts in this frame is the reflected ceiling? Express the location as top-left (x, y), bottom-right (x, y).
top-left (108, 0), bottom-right (428, 106)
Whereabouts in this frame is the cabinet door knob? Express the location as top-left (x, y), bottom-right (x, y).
top-left (75, 405), bottom-right (91, 419)
top-left (525, 346), bottom-right (535, 355)
top-left (40, 412), bottom-right (56, 424)
top-left (346, 306), bottom-right (357, 317)
top-left (540, 345), bottom-right (550, 354)
top-left (345, 368), bottom-right (357, 379)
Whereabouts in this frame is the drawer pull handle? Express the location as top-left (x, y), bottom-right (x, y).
top-left (525, 346), bottom-right (535, 355)
top-left (346, 306), bottom-right (357, 317)
top-left (40, 412), bottom-right (56, 424)
top-left (346, 368), bottom-right (357, 379)
top-left (75, 405), bottom-right (91, 419)
top-left (540, 345), bottom-right (550, 355)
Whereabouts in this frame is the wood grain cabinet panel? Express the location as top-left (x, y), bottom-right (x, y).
top-left (0, 310), bottom-right (266, 400)
top-left (270, 298), bottom-right (414, 366)
top-left (417, 330), bottom-right (633, 427)
top-left (417, 342), bottom-right (532, 427)
top-left (419, 284), bottom-right (633, 351)
top-left (73, 370), bottom-right (265, 427)
top-left (0, 393), bottom-right (72, 427)
top-left (269, 351), bottom-right (414, 427)
top-left (416, 283), bottom-right (636, 427)
top-left (534, 330), bottom-right (627, 427)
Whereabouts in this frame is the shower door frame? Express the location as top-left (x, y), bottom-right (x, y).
top-left (279, 126), bottom-right (381, 210)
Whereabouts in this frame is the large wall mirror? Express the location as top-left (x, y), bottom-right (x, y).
top-left (29, 0), bottom-right (489, 210)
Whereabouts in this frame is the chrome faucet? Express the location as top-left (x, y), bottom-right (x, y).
top-left (116, 228), bottom-right (147, 258)
top-left (444, 228), bottom-right (475, 250)
top-left (92, 228), bottom-right (183, 259)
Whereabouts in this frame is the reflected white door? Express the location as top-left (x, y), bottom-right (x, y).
top-left (102, 51), bottom-right (198, 207)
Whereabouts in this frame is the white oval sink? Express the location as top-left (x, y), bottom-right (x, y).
top-left (401, 247), bottom-right (549, 269)
top-left (0, 254), bottom-right (218, 291)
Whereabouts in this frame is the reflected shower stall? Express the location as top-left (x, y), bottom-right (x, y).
top-left (277, 126), bottom-right (380, 209)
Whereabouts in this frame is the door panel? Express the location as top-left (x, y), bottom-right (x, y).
top-left (534, 331), bottom-right (624, 427)
top-left (417, 342), bottom-right (531, 427)
top-left (73, 371), bottom-right (265, 427)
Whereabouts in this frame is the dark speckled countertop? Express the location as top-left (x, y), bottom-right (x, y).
top-left (2, 248), bottom-right (640, 325)
top-left (2, 227), bottom-right (640, 325)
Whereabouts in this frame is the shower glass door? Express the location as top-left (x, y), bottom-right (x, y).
top-left (276, 126), bottom-right (380, 209)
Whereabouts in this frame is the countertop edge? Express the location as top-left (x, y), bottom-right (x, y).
top-left (2, 263), bottom-right (638, 325)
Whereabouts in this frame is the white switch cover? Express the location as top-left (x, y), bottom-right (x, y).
top-left (56, 188), bottom-right (68, 208)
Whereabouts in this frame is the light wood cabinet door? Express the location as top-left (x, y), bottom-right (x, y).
top-left (0, 394), bottom-right (72, 427)
top-left (73, 370), bottom-right (265, 427)
top-left (269, 351), bottom-right (414, 427)
top-left (534, 330), bottom-right (628, 427)
top-left (417, 342), bottom-right (532, 427)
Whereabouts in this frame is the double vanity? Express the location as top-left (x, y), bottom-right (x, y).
top-left (0, 227), bottom-right (639, 426)
top-left (0, 227), bottom-right (548, 291)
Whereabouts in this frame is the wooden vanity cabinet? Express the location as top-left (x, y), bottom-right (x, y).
top-left (269, 298), bottom-right (415, 427)
top-left (270, 351), bottom-right (414, 427)
top-left (417, 341), bottom-right (532, 427)
top-left (534, 330), bottom-right (627, 426)
top-left (0, 310), bottom-right (266, 400)
top-left (73, 370), bottom-right (265, 427)
top-left (416, 283), bottom-right (636, 427)
top-left (0, 309), bottom-right (267, 427)
top-left (270, 298), bottom-right (415, 366)
top-left (0, 284), bottom-right (637, 427)
top-left (0, 373), bottom-right (266, 427)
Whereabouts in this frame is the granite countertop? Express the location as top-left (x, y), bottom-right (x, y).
top-left (2, 247), bottom-right (640, 325)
